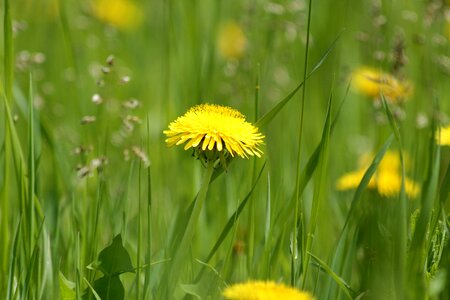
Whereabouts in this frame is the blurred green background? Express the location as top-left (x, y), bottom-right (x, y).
top-left (1, 0), bottom-right (449, 299)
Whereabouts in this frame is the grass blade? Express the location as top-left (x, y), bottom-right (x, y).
top-left (195, 162), bottom-right (267, 281)
top-left (309, 252), bottom-right (356, 299)
top-left (255, 32), bottom-right (342, 129)
top-left (408, 103), bottom-right (441, 298)
top-left (301, 91), bottom-right (333, 287)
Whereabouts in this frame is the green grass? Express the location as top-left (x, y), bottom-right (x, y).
top-left (1, 0), bottom-right (450, 299)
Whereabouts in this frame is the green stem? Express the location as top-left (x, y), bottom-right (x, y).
top-left (247, 65), bottom-right (261, 274)
top-left (167, 158), bottom-right (215, 293)
top-left (292, 0), bottom-right (313, 287)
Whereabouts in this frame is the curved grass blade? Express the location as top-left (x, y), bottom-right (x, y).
top-left (381, 95), bottom-right (407, 299)
top-left (325, 135), bottom-right (394, 299)
top-left (194, 162), bottom-right (266, 282)
top-left (301, 91), bottom-right (333, 287)
top-left (255, 32), bottom-right (342, 129)
top-left (407, 100), bottom-right (441, 298)
top-left (6, 217), bottom-right (22, 300)
top-left (4, 0), bottom-right (13, 101)
top-left (309, 252), bottom-right (356, 299)
top-left (272, 80), bottom-right (349, 227)
top-left (343, 134), bottom-right (394, 230)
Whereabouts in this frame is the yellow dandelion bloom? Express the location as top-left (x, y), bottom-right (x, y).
top-left (437, 125), bottom-right (450, 146)
top-left (217, 21), bottom-right (247, 60)
top-left (351, 67), bottom-right (412, 103)
top-left (376, 171), bottom-right (420, 198)
top-left (223, 281), bottom-right (314, 300)
top-left (336, 150), bottom-right (420, 198)
top-left (91, 0), bottom-right (143, 31)
top-left (335, 169), bottom-right (376, 190)
top-left (164, 104), bottom-right (264, 159)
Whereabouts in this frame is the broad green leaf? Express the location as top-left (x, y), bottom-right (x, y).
top-left (59, 272), bottom-right (76, 300)
top-left (179, 284), bottom-right (202, 299)
top-left (83, 276), bottom-right (124, 300)
top-left (98, 235), bottom-right (134, 276)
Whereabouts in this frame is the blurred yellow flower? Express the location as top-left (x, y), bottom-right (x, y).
top-left (336, 150), bottom-right (420, 198)
top-left (91, 0), bottom-right (143, 31)
top-left (351, 67), bottom-right (412, 103)
top-left (437, 125), bottom-right (450, 146)
top-left (223, 281), bottom-right (314, 300)
top-left (217, 21), bottom-right (247, 60)
top-left (164, 104), bottom-right (264, 159)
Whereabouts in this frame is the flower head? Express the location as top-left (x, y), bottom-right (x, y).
top-left (437, 125), bottom-right (450, 146)
top-left (336, 150), bottom-right (420, 198)
top-left (164, 104), bottom-right (264, 162)
top-left (91, 0), bottom-right (143, 31)
top-left (217, 21), bottom-right (247, 60)
top-left (351, 67), bottom-right (412, 103)
top-left (223, 281), bottom-right (314, 300)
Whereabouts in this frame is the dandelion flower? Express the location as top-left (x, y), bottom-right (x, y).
top-left (336, 169), bottom-right (376, 190)
top-left (217, 22), bottom-right (247, 60)
top-left (437, 125), bottom-right (450, 146)
top-left (91, 0), bottom-right (143, 31)
top-left (336, 150), bottom-right (420, 198)
top-left (351, 67), bottom-right (412, 103)
top-left (223, 281), bottom-right (314, 300)
top-left (164, 104), bottom-right (264, 161)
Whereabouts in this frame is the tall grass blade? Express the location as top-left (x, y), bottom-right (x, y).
top-left (144, 118), bottom-right (153, 298)
top-left (408, 104), bottom-right (441, 298)
top-left (255, 32), bottom-right (341, 129)
top-left (301, 92), bottom-right (332, 287)
top-left (3, 0), bottom-right (13, 101)
top-left (343, 135), bottom-right (394, 230)
top-left (381, 95), bottom-right (407, 299)
top-left (6, 217), bottom-right (22, 300)
top-left (28, 74), bottom-right (36, 257)
top-left (1, 0), bottom-right (14, 283)
top-left (195, 162), bottom-right (266, 282)
top-left (325, 135), bottom-right (394, 299)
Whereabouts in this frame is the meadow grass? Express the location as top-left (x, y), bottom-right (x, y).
top-left (1, 0), bottom-right (450, 299)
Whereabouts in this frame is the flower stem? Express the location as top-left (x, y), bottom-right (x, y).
top-left (167, 159), bottom-right (215, 293)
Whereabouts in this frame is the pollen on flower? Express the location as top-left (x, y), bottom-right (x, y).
top-left (351, 67), bottom-right (412, 103)
top-left (163, 104), bottom-right (264, 160)
top-left (222, 280), bottom-right (314, 300)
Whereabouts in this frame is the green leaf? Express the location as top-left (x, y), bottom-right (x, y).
top-left (98, 234), bottom-right (134, 276)
top-left (83, 276), bottom-right (124, 300)
top-left (59, 272), bottom-right (76, 300)
top-left (179, 284), bottom-right (202, 299)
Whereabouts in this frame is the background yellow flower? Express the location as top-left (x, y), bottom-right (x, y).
top-left (92, 0), bottom-right (144, 31)
top-left (336, 150), bottom-right (420, 198)
top-left (437, 125), bottom-right (450, 146)
top-left (223, 281), bottom-right (314, 300)
top-left (217, 21), bottom-right (247, 60)
top-left (351, 67), bottom-right (412, 102)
